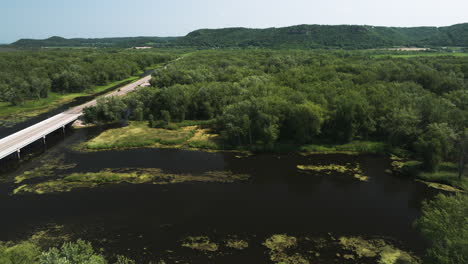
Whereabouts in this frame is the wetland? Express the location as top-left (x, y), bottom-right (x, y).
top-left (0, 125), bottom-right (440, 263)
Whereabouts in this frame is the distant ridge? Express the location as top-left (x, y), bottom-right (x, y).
top-left (10, 23), bottom-right (468, 49)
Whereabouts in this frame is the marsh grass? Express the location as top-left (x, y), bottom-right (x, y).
top-left (14, 154), bottom-right (76, 184)
top-left (13, 168), bottom-right (250, 194)
top-left (297, 163), bottom-right (370, 182)
top-left (394, 160), bottom-right (467, 191)
top-left (85, 121), bottom-right (195, 149)
top-left (418, 168), bottom-right (467, 191)
top-left (300, 141), bottom-right (387, 154)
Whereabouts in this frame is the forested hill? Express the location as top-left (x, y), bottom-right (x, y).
top-left (10, 23), bottom-right (468, 49)
top-left (181, 23), bottom-right (468, 48)
top-left (11, 36), bottom-right (177, 48)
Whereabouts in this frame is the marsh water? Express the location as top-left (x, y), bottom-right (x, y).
top-left (0, 127), bottom-right (437, 263)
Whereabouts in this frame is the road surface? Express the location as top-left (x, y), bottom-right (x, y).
top-left (0, 75), bottom-right (151, 160)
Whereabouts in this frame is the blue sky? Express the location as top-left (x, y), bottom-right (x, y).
top-left (1, 0), bottom-right (467, 43)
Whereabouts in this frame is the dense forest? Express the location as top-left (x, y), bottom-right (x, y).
top-left (0, 50), bottom-right (175, 106)
top-left (9, 23), bottom-right (468, 49)
top-left (84, 50), bottom-right (468, 173)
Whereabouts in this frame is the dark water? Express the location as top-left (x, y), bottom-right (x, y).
top-left (0, 128), bottom-right (436, 263)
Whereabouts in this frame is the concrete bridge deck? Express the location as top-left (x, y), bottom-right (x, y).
top-left (0, 75), bottom-right (151, 160)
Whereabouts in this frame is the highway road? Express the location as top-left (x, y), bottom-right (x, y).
top-left (0, 75), bottom-right (151, 160)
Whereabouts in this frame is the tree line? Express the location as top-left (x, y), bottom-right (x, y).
top-left (0, 49), bottom-right (176, 106)
top-left (84, 50), bottom-right (468, 173)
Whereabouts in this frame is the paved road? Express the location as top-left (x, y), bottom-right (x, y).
top-left (0, 75), bottom-right (151, 160)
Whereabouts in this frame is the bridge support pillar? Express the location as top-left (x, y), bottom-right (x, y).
top-left (16, 149), bottom-right (20, 160)
top-left (42, 135), bottom-right (46, 145)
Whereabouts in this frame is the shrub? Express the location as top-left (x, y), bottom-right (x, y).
top-left (40, 240), bottom-right (107, 264)
top-left (415, 193), bottom-right (468, 264)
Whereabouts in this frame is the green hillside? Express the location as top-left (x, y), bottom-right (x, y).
top-left (10, 23), bottom-right (468, 49)
top-left (12, 36), bottom-right (177, 48)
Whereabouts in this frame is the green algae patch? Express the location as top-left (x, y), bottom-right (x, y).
top-left (263, 234), bottom-right (298, 251)
top-left (14, 155), bottom-right (76, 184)
top-left (225, 239), bottom-right (249, 250)
top-left (339, 236), bottom-right (419, 264)
top-left (269, 252), bottom-right (309, 264)
top-left (182, 236), bottom-right (218, 252)
top-left (415, 179), bottom-right (464, 193)
top-left (13, 168), bottom-right (250, 195)
top-left (297, 163), bottom-right (369, 182)
top-left (263, 235), bottom-right (309, 264)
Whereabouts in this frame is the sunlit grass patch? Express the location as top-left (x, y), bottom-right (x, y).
top-left (85, 121), bottom-right (195, 149)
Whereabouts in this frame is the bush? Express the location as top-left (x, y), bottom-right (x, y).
top-left (40, 240), bottom-right (107, 264)
top-left (0, 242), bottom-right (40, 264)
top-left (415, 193), bottom-right (468, 264)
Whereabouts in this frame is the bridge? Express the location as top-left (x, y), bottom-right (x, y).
top-left (0, 75), bottom-right (151, 160)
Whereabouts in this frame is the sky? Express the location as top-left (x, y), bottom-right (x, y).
top-left (1, 0), bottom-right (467, 43)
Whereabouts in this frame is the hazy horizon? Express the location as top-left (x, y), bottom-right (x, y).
top-left (2, 0), bottom-right (468, 43)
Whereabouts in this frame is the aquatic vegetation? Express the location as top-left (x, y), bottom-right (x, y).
top-left (13, 168), bottom-right (250, 195)
top-left (339, 236), bottom-right (420, 264)
top-left (299, 141), bottom-right (387, 154)
top-left (225, 239), bottom-right (249, 250)
top-left (415, 179), bottom-right (464, 193)
top-left (182, 236), bottom-right (218, 252)
top-left (14, 154), bottom-right (76, 184)
top-left (297, 164), bottom-right (348, 173)
top-left (391, 157), bottom-right (467, 191)
top-left (263, 234), bottom-right (297, 251)
top-left (418, 169), bottom-right (468, 191)
top-left (263, 234), bottom-right (309, 264)
top-left (269, 252), bottom-right (309, 264)
top-left (297, 163), bottom-right (369, 182)
top-left (29, 225), bottom-right (71, 249)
